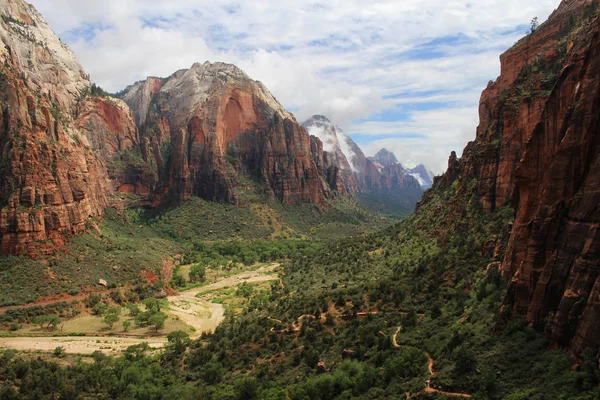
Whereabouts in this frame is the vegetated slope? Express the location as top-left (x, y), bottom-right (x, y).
top-left (0, 194), bottom-right (385, 307)
top-left (1, 149), bottom-right (596, 400)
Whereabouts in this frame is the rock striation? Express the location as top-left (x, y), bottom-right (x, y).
top-left (120, 63), bottom-right (330, 206)
top-left (0, 0), bottom-right (130, 254)
top-left (424, 0), bottom-right (600, 359)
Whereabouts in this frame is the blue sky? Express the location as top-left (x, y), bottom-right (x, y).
top-left (29, 0), bottom-right (559, 173)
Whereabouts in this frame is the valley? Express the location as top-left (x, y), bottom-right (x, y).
top-left (0, 0), bottom-right (599, 399)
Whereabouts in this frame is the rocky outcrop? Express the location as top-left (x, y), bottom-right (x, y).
top-left (0, 0), bottom-right (118, 254)
top-left (121, 62), bottom-right (330, 206)
top-left (502, 4), bottom-right (600, 359)
top-left (424, 0), bottom-right (600, 359)
top-left (77, 97), bottom-right (138, 164)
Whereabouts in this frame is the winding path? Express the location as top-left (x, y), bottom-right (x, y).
top-left (393, 325), bottom-right (472, 399)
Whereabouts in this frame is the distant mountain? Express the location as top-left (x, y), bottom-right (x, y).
top-left (303, 116), bottom-right (421, 193)
top-left (407, 165), bottom-right (434, 189)
top-left (303, 116), bottom-right (422, 218)
top-left (369, 148), bottom-right (433, 189)
top-left (368, 149), bottom-right (399, 168)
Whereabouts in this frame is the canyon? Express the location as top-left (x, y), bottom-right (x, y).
top-left (0, 0), bottom-right (598, 365)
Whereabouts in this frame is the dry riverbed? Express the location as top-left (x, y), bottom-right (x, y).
top-left (0, 264), bottom-right (280, 355)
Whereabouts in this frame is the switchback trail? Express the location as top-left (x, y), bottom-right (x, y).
top-left (393, 325), bottom-right (472, 399)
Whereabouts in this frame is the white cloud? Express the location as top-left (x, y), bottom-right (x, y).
top-left (28, 0), bottom-right (560, 173)
top-left (357, 107), bottom-right (479, 174)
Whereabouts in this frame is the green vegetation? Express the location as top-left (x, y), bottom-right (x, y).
top-left (0, 207), bottom-right (182, 307)
top-left (1, 169), bottom-right (597, 399)
top-left (102, 313), bottom-right (119, 329)
top-left (355, 188), bottom-right (423, 220)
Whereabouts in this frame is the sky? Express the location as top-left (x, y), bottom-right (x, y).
top-left (28, 0), bottom-right (559, 174)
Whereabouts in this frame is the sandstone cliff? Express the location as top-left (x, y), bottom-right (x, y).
top-left (121, 63), bottom-right (331, 206)
top-left (424, 0), bottom-right (600, 359)
top-left (0, 0), bottom-right (135, 254)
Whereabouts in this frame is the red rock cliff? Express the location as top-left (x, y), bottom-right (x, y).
top-left (121, 63), bottom-right (330, 206)
top-left (0, 0), bottom-right (123, 254)
top-left (426, 0), bottom-right (600, 358)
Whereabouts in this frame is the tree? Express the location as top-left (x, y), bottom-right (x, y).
top-left (44, 315), bottom-right (61, 331)
top-left (92, 303), bottom-right (107, 316)
top-left (167, 331), bottom-right (190, 354)
top-left (107, 307), bottom-right (121, 316)
top-left (171, 273), bottom-right (186, 288)
top-left (122, 320), bottom-right (131, 332)
top-left (403, 310), bottom-right (418, 328)
top-left (127, 304), bottom-right (140, 317)
top-left (102, 314), bottom-right (120, 329)
top-left (200, 362), bottom-right (224, 385)
top-left (34, 315), bottom-right (48, 330)
top-left (135, 311), bottom-right (152, 327)
top-left (143, 298), bottom-right (161, 313)
top-left (236, 282), bottom-right (254, 298)
top-left (455, 345), bottom-right (476, 375)
top-left (149, 312), bottom-right (167, 332)
top-left (189, 264), bottom-right (206, 283)
top-left (235, 377), bottom-right (259, 400)
top-left (53, 346), bottom-right (66, 358)
top-left (530, 17), bottom-right (539, 33)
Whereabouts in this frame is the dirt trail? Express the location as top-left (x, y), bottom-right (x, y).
top-left (270, 314), bottom-right (321, 333)
top-left (392, 326), bottom-right (402, 348)
top-left (393, 325), bottom-right (472, 399)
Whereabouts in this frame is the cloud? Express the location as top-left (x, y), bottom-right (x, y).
top-left (28, 0), bottom-right (560, 173)
top-left (357, 107), bottom-right (479, 175)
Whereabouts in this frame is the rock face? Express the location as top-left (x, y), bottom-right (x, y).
top-left (303, 116), bottom-right (421, 193)
top-left (0, 0), bottom-right (127, 254)
top-left (368, 149), bottom-right (398, 168)
top-left (0, 0), bottom-right (348, 253)
top-left (425, 0), bottom-right (600, 359)
top-left (121, 63), bottom-right (330, 206)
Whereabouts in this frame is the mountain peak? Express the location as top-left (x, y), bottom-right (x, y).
top-left (368, 148), bottom-right (399, 168)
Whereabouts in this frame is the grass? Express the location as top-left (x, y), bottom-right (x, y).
top-left (0, 312), bottom-right (191, 337)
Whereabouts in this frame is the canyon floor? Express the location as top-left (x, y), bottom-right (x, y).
top-left (0, 264), bottom-right (281, 355)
